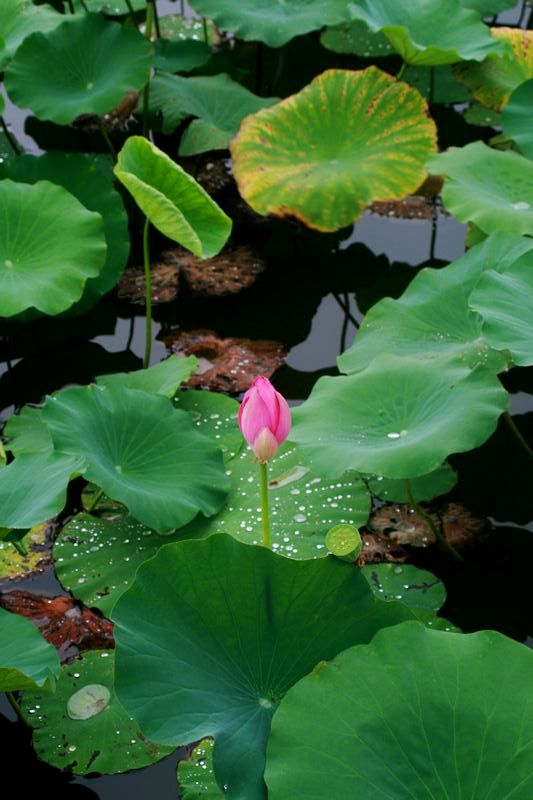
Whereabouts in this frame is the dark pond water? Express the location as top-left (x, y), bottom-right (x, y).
top-left (1, 1), bottom-right (533, 797)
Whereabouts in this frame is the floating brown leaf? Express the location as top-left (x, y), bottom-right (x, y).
top-left (361, 531), bottom-right (409, 564)
top-left (164, 328), bottom-right (287, 392)
top-left (118, 260), bottom-right (180, 304)
top-left (0, 591), bottom-right (114, 662)
top-left (168, 245), bottom-right (265, 297)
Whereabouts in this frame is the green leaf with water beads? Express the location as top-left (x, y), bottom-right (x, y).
top-left (502, 79), bottom-right (533, 160)
top-left (345, 0), bottom-right (506, 65)
top-left (22, 651), bottom-right (174, 775)
top-left (96, 355), bottom-right (198, 397)
top-left (338, 232), bottom-right (533, 375)
top-left (231, 67), bottom-right (437, 232)
top-left (0, 0), bottom-right (65, 69)
top-left (150, 73), bottom-right (277, 154)
top-left (178, 739), bottom-right (222, 799)
top-left (54, 513), bottom-right (198, 616)
top-left (0, 606), bottom-right (60, 692)
top-left (42, 383), bottom-right (229, 533)
top-left (464, 103), bottom-right (502, 127)
top-left (180, 441), bottom-right (371, 559)
top-left (427, 142), bottom-right (533, 236)
top-left (5, 153), bottom-right (130, 313)
top-left (290, 354), bottom-right (508, 480)
top-left (366, 463), bottom-right (457, 502)
top-left (320, 20), bottom-right (393, 57)
top-left (114, 136), bottom-right (232, 258)
top-left (266, 622), bottom-right (533, 800)
top-left (363, 563), bottom-right (446, 612)
top-left (173, 390), bottom-right (244, 464)
top-left (113, 534), bottom-right (414, 800)
top-left (5, 14), bottom-right (152, 126)
top-left (71, 0), bottom-right (145, 12)
top-left (187, 0), bottom-right (351, 47)
top-left (469, 255), bottom-right (533, 367)
top-left (0, 179), bottom-right (106, 317)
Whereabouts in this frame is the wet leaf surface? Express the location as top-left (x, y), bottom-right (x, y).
top-left (178, 739), bottom-right (222, 799)
top-left (22, 651), bottom-right (174, 775)
top-left (363, 562), bottom-right (446, 612)
top-left (164, 328), bottom-right (287, 392)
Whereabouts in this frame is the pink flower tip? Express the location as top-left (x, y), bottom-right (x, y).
top-left (238, 376), bottom-right (291, 463)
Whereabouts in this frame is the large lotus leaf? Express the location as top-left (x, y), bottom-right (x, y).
top-left (54, 513), bottom-right (201, 615)
top-left (290, 354), bottom-right (508, 480)
top-left (173, 390), bottom-right (243, 464)
top-left (320, 20), bottom-right (393, 57)
top-left (96, 354), bottom-right (198, 397)
top-left (0, 179), bottom-right (107, 317)
top-left (42, 384), bottom-right (229, 532)
top-left (502, 79), bottom-right (533, 160)
top-left (114, 137), bottom-right (232, 258)
top-left (180, 441), bottom-right (371, 559)
top-left (231, 67), bottom-right (437, 232)
top-left (338, 233), bottom-right (533, 376)
top-left (0, 0), bottom-right (64, 69)
top-left (150, 73), bottom-right (277, 154)
top-left (366, 462), bottom-right (457, 502)
top-left (113, 534), bottom-right (414, 800)
top-left (4, 407), bottom-right (53, 457)
top-left (403, 65), bottom-right (471, 102)
top-left (153, 39), bottom-right (212, 74)
top-left (0, 451), bottom-right (84, 530)
top-left (454, 28), bottom-right (533, 110)
top-left (428, 142), bottom-right (533, 236)
top-left (363, 563), bottom-right (446, 612)
top-left (5, 153), bottom-right (129, 312)
top-left (461, 0), bottom-right (516, 12)
top-left (178, 739), bottom-right (222, 799)
top-left (0, 606), bottom-right (60, 693)
top-left (266, 622), bottom-right (533, 800)
top-left (22, 651), bottom-right (174, 775)
top-left (469, 255), bottom-right (533, 366)
top-left (187, 0), bottom-right (351, 47)
top-left (5, 14), bottom-right (152, 126)
top-left (345, 0), bottom-right (506, 65)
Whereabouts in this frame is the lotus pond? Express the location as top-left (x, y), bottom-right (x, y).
top-left (1, 0), bottom-right (533, 798)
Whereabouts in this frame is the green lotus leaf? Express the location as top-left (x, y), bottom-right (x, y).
top-left (337, 233), bottom-right (533, 375)
top-left (4, 407), bottom-right (53, 457)
top-left (461, 0), bottom-right (516, 13)
top-left (5, 14), bottom-right (152, 125)
top-left (366, 462), bottom-right (457, 502)
top-left (96, 355), bottom-right (198, 397)
top-left (469, 255), bottom-right (533, 366)
top-left (320, 20), bottom-right (393, 57)
top-left (114, 136), bottom-right (232, 258)
top-left (0, 179), bottom-right (107, 317)
top-left (159, 15), bottom-right (218, 46)
top-left (72, 0), bottom-right (145, 12)
top-left (0, 607), bottom-right (60, 693)
top-left (290, 354), bottom-right (508, 480)
top-left (187, 0), bottom-right (351, 48)
top-left (403, 65), bottom-right (471, 102)
top-left (231, 67), bottom-right (437, 232)
top-left (179, 442), bottom-right (371, 558)
top-left (0, 523), bottom-right (51, 581)
top-left (427, 142), bottom-right (533, 236)
top-left (178, 739), bottom-right (222, 800)
top-left (42, 383), bottom-right (229, 532)
top-left (22, 651), bottom-right (174, 775)
top-left (5, 153), bottom-right (130, 313)
top-left (464, 102), bottom-right (502, 126)
top-left (266, 622), bottom-right (533, 799)
top-left (153, 39), bottom-right (212, 73)
top-left (150, 73), bottom-right (277, 154)
top-left (346, 0), bottom-right (506, 65)
top-left (363, 563), bottom-right (446, 612)
top-left (502, 79), bottom-right (533, 159)
top-left (0, 451), bottom-right (84, 530)
top-left (0, 0), bottom-right (65, 69)
top-left (113, 534), bottom-right (414, 800)
top-left (454, 28), bottom-right (533, 110)
top-left (173, 390), bottom-right (243, 463)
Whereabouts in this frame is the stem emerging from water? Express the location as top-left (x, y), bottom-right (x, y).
top-left (143, 217), bottom-right (152, 368)
top-left (142, 0), bottom-right (154, 139)
top-left (504, 411), bottom-right (533, 459)
top-left (259, 462), bottom-right (271, 548)
top-left (404, 479), bottom-right (463, 562)
top-left (0, 118), bottom-right (20, 155)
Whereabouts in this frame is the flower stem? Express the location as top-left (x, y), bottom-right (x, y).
top-left (142, 1), bottom-right (154, 139)
top-left (0, 117), bottom-right (20, 155)
top-left (5, 692), bottom-right (30, 727)
top-left (143, 217), bottom-right (152, 369)
top-left (259, 462), bottom-right (271, 548)
top-left (397, 62), bottom-right (406, 80)
top-left (504, 411), bottom-right (533, 459)
top-left (86, 486), bottom-right (104, 513)
top-left (404, 479), bottom-right (463, 562)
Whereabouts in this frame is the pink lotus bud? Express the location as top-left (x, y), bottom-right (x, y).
top-left (238, 376), bottom-right (291, 463)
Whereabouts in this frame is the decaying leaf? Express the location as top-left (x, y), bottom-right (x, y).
top-left (167, 245), bottom-right (266, 297)
top-left (369, 501), bottom-right (489, 550)
top-left (118, 261), bottom-right (180, 304)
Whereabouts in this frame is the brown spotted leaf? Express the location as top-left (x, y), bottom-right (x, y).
top-left (118, 259), bottom-right (180, 304)
top-left (230, 67), bottom-right (437, 231)
top-left (169, 245), bottom-right (265, 297)
top-left (164, 328), bottom-right (287, 392)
